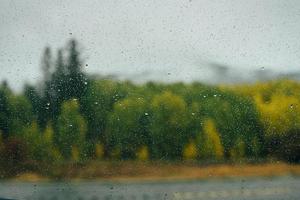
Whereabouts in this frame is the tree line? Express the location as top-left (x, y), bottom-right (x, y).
top-left (0, 39), bottom-right (299, 175)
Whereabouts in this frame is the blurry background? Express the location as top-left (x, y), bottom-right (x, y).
top-left (1, 0), bottom-right (300, 91)
top-left (1, 1), bottom-right (300, 199)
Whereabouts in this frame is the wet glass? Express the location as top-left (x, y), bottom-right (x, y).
top-left (0, 0), bottom-right (299, 199)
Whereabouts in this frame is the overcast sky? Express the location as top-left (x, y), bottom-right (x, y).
top-left (1, 0), bottom-right (300, 91)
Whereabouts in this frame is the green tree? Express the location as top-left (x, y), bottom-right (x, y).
top-left (80, 80), bottom-right (118, 142)
top-left (24, 40), bottom-right (88, 133)
top-left (80, 79), bottom-right (133, 157)
top-left (41, 46), bottom-right (53, 86)
top-left (229, 138), bottom-right (246, 161)
top-left (0, 82), bottom-right (11, 139)
top-left (186, 86), bottom-right (264, 158)
top-left (107, 97), bottom-right (150, 159)
top-left (22, 122), bottom-right (60, 162)
top-left (149, 91), bottom-right (189, 159)
top-left (43, 122), bottom-right (63, 162)
top-left (57, 100), bottom-right (87, 160)
top-left (24, 84), bottom-right (48, 130)
top-left (8, 95), bottom-right (34, 135)
top-left (65, 39), bottom-right (87, 99)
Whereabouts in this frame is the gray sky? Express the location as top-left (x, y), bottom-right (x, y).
top-left (1, 0), bottom-right (300, 91)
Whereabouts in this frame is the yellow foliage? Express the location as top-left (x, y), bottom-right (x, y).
top-left (200, 119), bottom-right (224, 160)
top-left (256, 94), bottom-right (300, 136)
top-left (183, 140), bottom-right (198, 160)
top-left (60, 100), bottom-right (87, 141)
top-left (229, 79), bottom-right (300, 100)
top-left (43, 123), bottom-right (54, 142)
top-left (43, 123), bottom-right (63, 162)
top-left (136, 146), bottom-right (149, 161)
top-left (151, 91), bottom-right (187, 127)
top-left (95, 143), bottom-right (104, 159)
top-left (51, 147), bottom-right (63, 162)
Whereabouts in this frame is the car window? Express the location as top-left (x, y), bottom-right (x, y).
top-left (0, 0), bottom-right (299, 200)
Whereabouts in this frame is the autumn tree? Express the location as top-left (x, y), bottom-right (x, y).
top-left (198, 119), bottom-right (224, 160)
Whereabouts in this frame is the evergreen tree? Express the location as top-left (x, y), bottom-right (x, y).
top-left (41, 46), bottom-right (52, 85)
top-left (65, 39), bottom-right (87, 99)
top-left (0, 81), bottom-right (11, 139)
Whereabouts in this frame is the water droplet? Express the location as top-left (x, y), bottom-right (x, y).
top-left (94, 102), bottom-right (98, 105)
top-left (145, 112), bottom-right (149, 116)
top-left (46, 102), bottom-right (50, 106)
top-left (290, 104), bottom-right (294, 109)
top-left (191, 112), bottom-right (195, 116)
top-left (69, 124), bottom-right (73, 127)
top-left (261, 67), bottom-right (265, 70)
top-left (213, 94), bottom-right (217, 97)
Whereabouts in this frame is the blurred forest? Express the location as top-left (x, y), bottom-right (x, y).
top-left (0, 39), bottom-right (299, 177)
